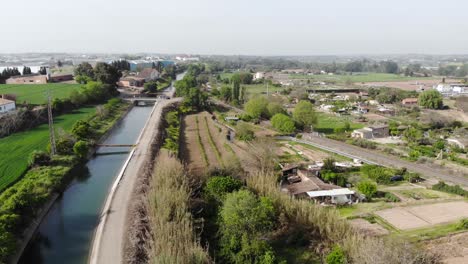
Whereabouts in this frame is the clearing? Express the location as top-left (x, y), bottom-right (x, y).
top-left (289, 73), bottom-right (437, 83)
top-left (376, 201), bottom-right (468, 230)
top-left (314, 112), bottom-right (364, 134)
top-left (0, 107), bottom-right (96, 192)
top-left (0, 83), bottom-right (81, 105)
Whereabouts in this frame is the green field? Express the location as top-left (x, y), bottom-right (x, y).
top-left (244, 83), bottom-right (284, 95)
top-left (0, 107), bottom-right (96, 192)
top-left (0, 83), bottom-right (81, 105)
top-left (290, 73), bottom-right (437, 83)
top-left (314, 112), bottom-right (364, 134)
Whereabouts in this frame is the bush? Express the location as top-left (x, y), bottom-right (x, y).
top-left (71, 120), bottom-right (93, 140)
top-left (28, 150), bottom-right (50, 167)
top-left (326, 245), bottom-right (346, 264)
top-left (357, 181), bottom-right (377, 200)
top-left (73, 140), bottom-right (89, 159)
top-left (204, 176), bottom-right (243, 202)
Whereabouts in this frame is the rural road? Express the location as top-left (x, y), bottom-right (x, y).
top-left (88, 97), bottom-right (182, 264)
top-left (281, 136), bottom-right (468, 187)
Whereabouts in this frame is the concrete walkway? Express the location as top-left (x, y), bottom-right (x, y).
top-left (88, 98), bottom-right (181, 264)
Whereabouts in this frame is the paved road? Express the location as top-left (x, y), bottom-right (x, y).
top-left (89, 98), bottom-right (182, 264)
top-left (282, 136), bottom-right (468, 187)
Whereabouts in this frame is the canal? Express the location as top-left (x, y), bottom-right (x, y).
top-left (19, 106), bottom-right (154, 264)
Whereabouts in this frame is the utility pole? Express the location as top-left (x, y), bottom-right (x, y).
top-left (47, 90), bottom-right (57, 156)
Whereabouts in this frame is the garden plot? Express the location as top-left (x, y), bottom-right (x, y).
top-left (376, 201), bottom-right (468, 230)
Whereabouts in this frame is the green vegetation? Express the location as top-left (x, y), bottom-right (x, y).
top-left (236, 122), bottom-right (255, 141)
top-left (195, 117), bottom-right (209, 166)
top-left (418, 90), bottom-right (443, 109)
top-left (162, 111), bottom-right (180, 154)
top-left (432, 181), bottom-right (468, 197)
top-left (0, 84), bottom-right (81, 105)
top-left (204, 116), bottom-right (223, 165)
top-left (271, 113), bottom-right (295, 133)
top-left (456, 219), bottom-right (468, 230)
top-left (357, 181), bottom-right (378, 200)
top-left (326, 245), bottom-right (346, 264)
top-left (204, 176), bottom-right (243, 203)
top-left (0, 107), bottom-right (96, 192)
top-left (314, 112), bottom-right (364, 134)
top-left (244, 96), bottom-right (269, 119)
top-left (293, 100), bottom-right (317, 131)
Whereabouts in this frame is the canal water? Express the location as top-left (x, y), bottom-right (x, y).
top-left (19, 106), bottom-right (153, 264)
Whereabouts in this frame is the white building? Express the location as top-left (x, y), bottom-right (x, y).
top-left (0, 98), bottom-right (16, 113)
top-left (435, 84), bottom-right (468, 96)
top-left (306, 188), bottom-right (356, 205)
top-left (253, 72), bottom-right (265, 81)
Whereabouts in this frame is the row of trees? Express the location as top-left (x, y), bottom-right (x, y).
top-left (74, 62), bottom-right (122, 85)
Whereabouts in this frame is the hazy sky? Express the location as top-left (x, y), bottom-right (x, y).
top-left (1, 0), bottom-right (468, 55)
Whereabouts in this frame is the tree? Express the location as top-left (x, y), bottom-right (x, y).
top-left (418, 90), bottom-right (443, 109)
top-left (93, 62), bottom-right (122, 85)
top-left (232, 78), bottom-right (240, 103)
top-left (322, 157), bottom-right (336, 172)
top-left (38, 66), bottom-right (48, 75)
top-left (204, 176), bottom-right (243, 202)
top-left (57, 60), bottom-right (63, 67)
top-left (74, 62), bottom-right (94, 79)
top-left (245, 97), bottom-right (268, 119)
top-left (357, 181), bottom-right (377, 200)
top-left (73, 140), bottom-right (89, 159)
top-left (236, 122), bottom-right (255, 141)
top-left (219, 85), bottom-right (232, 102)
top-left (293, 100), bottom-right (317, 131)
top-left (219, 190), bottom-right (276, 263)
top-left (267, 102), bottom-right (285, 117)
top-left (271, 113), bottom-right (295, 133)
top-left (22, 66), bottom-right (32, 75)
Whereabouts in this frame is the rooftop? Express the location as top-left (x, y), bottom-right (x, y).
top-left (0, 98), bottom-right (15, 105)
top-left (306, 188), bottom-right (355, 198)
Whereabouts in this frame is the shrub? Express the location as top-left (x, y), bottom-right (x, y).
top-left (326, 245), bottom-right (346, 264)
top-left (71, 120), bottom-right (93, 140)
top-left (28, 151), bottom-right (50, 167)
top-left (357, 181), bottom-right (377, 200)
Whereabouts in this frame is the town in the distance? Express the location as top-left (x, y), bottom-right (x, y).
top-left (0, 52), bottom-right (467, 264)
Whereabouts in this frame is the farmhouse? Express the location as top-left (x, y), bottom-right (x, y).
top-left (253, 72), bottom-right (265, 80)
top-left (306, 188), bottom-right (356, 205)
top-left (117, 76), bottom-right (145, 88)
top-left (352, 124), bottom-right (389, 139)
top-left (0, 98), bottom-right (16, 113)
top-left (401, 98), bottom-right (418, 106)
top-left (435, 83), bottom-right (468, 96)
top-left (6, 74), bottom-right (48, 84)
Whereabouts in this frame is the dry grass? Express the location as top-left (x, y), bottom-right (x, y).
top-left (146, 151), bottom-right (210, 264)
top-left (245, 139), bottom-right (440, 264)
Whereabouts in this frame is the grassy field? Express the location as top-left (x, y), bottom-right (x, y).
top-left (289, 73), bottom-right (437, 83)
top-left (0, 107), bottom-right (96, 192)
top-left (244, 83), bottom-right (284, 95)
top-left (314, 112), bottom-right (364, 134)
top-left (0, 83), bottom-right (81, 105)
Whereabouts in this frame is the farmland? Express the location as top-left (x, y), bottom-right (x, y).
top-left (181, 111), bottom-right (240, 176)
top-left (289, 72), bottom-right (438, 83)
top-left (0, 107), bottom-right (96, 192)
top-left (0, 83), bottom-right (81, 105)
